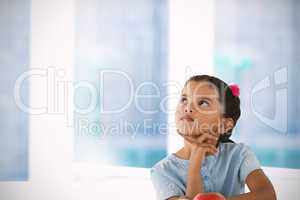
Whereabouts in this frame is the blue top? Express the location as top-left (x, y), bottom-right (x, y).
top-left (150, 143), bottom-right (261, 200)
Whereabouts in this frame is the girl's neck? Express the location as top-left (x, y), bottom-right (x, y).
top-left (174, 140), bottom-right (193, 160)
top-left (174, 139), bottom-right (219, 160)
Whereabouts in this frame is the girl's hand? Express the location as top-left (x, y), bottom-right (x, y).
top-left (178, 131), bottom-right (219, 161)
top-left (178, 129), bottom-right (219, 144)
top-left (189, 140), bottom-right (218, 163)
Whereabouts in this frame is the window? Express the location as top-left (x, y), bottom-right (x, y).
top-left (214, 0), bottom-right (300, 169)
top-left (73, 0), bottom-right (168, 168)
top-left (0, 0), bottom-right (30, 181)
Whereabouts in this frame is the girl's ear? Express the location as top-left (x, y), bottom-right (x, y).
top-left (221, 118), bottom-right (234, 134)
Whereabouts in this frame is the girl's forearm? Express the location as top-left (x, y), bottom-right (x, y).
top-left (185, 159), bottom-right (204, 199)
top-left (226, 188), bottom-right (276, 200)
top-left (184, 144), bottom-right (213, 199)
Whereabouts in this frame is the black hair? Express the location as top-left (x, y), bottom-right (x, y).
top-left (185, 75), bottom-right (241, 146)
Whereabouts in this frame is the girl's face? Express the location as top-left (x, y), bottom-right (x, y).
top-left (175, 81), bottom-right (225, 137)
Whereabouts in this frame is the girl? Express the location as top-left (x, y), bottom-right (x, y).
top-left (150, 75), bottom-right (276, 200)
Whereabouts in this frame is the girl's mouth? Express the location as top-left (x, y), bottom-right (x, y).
top-left (180, 115), bottom-right (194, 122)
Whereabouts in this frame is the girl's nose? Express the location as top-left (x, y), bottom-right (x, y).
top-left (184, 105), bottom-right (193, 113)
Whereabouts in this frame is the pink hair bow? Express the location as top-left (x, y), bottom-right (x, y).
top-left (229, 84), bottom-right (240, 97)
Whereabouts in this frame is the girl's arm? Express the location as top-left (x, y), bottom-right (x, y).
top-left (166, 151), bottom-right (207, 200)
top-left (167, 168), bottom-right (276, 200)
top-left (166, 143), bottom-right (218, 200)
top-left (168, 133), bottom-right (218, 200)
top-left (226, 169), bottom-right (277, 200)
top-left (166, 146), bottom-right (215, 200)
top-left (184, 134), bottom-right (219, 199)
top-left (185, 150), bottom-right (205, 199)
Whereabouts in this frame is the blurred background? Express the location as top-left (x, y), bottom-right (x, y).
top-left (0, 0), bottom-right (299, 199)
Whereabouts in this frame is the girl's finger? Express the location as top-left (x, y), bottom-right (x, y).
top-left (182, 135), bottom-right (215, 147)
top-left (199, 144), bottom-right (218, 153)
top-left (193, 145), bottom-right (218, 156)
top-left (185, 133), bottom-right (218, 144)
top-left (183, 135), bottom-right (197, 145)
top-left (187, 136), bottom-right (215, 145)
top-left (185, 137), bottom-right (218, 152)
top-left (204, 147), bottom-right (218, 156)
top-left (205, 138), bottom-right (217, 145)
top-left (193, 129), bottom-right (219, 138)
top-left (197, 133), bottom-right (218, 143)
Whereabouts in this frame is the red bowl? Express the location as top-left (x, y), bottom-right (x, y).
top-left (193, 192), bottom-right (225, 200)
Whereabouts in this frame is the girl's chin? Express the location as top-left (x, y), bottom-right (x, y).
top-left (180, 120), bottom-right (195, 124)
top-left (177, 131), bottom-right (198, 137)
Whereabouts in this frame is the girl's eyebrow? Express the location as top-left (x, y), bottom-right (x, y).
top-left (181, 94), bottom-right (214, 102)
top-left (198, 97), bottom-right (213, 102)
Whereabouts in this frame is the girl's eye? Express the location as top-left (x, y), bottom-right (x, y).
top-left (198, 100), bottom-right (209, 107)
top-left (180, 97), bottom-right (187, 103)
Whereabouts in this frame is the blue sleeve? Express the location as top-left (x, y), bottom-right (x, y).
top-left (150, 167), bottom-right (184, 200)
top-left (239, 145), bottom-right (261, 183)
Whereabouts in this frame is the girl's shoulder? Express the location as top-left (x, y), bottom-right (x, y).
top-left (219, 142), bottom-right (261, 183)
top-left (220, 142), bottom-right (252, 153)
top-left (151, 153), bottom-right (188, 176)
top-left (219, 142), bottom-right (258, 163)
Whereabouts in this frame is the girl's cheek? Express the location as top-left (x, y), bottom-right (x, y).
top-left (178, 103), bottom-right (186, 113)
top-left (175, 106), bottom-right (182, 116)
top-left (175, 110), bottom-right (181, 122)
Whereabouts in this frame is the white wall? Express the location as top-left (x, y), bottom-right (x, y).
top-left (167, 0), bottom-right (215, 155)
top-left (261, 167), bottom-right (300, 199)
